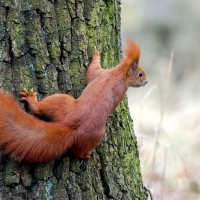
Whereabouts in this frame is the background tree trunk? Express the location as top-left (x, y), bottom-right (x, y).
top-left (0, 0), bottom-right (147, 199)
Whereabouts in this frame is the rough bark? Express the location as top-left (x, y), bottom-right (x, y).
top-left (0, 0), bottom-right (147, 199)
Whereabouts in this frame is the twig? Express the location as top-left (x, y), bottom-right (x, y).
top-left (144, 186), bottom-right (154, 200)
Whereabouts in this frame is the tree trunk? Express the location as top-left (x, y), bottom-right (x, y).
top-left (0, 0), bottom-right (147, 199)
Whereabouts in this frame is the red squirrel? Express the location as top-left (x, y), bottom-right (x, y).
top-left (0, 39), bottom-right (148, 163)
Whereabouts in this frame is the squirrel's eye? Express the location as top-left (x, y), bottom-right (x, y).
top-left (138, 72), bottom-right (143, 77)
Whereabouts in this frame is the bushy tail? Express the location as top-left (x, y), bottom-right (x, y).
top-left (0, 89), bottom-right (76, 163)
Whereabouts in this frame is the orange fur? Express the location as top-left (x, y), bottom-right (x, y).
top-left (0, 39), bottom-right (148, 162)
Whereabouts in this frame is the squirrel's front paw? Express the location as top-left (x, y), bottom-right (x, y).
top-left (20, 88), bottom-right (38, 102)
top-left (94, 46), bottom-right (100, 56)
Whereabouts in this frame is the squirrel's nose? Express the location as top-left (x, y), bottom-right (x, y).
top-left (142, 79), bottom-right (148, 86)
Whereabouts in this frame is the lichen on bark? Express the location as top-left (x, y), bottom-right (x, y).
top-left (0, 0), bottom-right (147, 199)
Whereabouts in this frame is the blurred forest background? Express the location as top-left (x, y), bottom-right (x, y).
top-left (121, 0), bottom-right (200, 200)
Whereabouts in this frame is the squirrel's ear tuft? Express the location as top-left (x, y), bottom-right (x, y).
top-left (124, 39), bottom-right (140, 63)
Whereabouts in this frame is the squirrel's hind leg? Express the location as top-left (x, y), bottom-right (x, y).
top-left (20, 88), bottom-right (76, 123)
top-left (71, 148), bottom-right (91, 159)
top-left (20, 88), bottom-right (39, 115)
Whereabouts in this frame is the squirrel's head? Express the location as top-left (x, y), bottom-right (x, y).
top-left (123, 39), bottom-right (148, 87)
top-left (127, 60), bottom-right (148, 87)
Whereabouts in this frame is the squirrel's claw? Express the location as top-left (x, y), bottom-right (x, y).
top-left (20, 88), bottom-right (37, 102)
